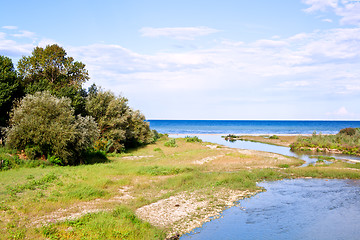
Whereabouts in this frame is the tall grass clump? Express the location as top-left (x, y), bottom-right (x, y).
top-left (164, 139), bottom-right (177, 147)
top-left (290, 128), bottom-right (360, 155)
top-left (185, 136), bottom-right (202, 143)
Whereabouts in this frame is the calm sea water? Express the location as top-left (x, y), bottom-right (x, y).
top-left (148, 120), bottom-right (360, 134)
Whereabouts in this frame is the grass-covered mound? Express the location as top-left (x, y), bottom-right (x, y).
top-left (290, 128), bottom-right (360, 155)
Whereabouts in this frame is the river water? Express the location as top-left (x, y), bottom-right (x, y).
top-left (168, 135), bottom-right (360, 240)
top-left (181, 179), bottom-right (360, 240)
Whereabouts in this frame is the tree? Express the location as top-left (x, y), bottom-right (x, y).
top-left (5, 91), bottom-right (99, 165)
top-left (86, 88), bottom-right (153, 152)
top-left (0, 56), bottom-right (21, 138)
top-left (17, 44), bottom-right (89, 115)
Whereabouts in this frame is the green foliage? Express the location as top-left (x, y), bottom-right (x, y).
top-left (269, 135), bottom-right (279, 139)
top-left (0, 56), bottom-right (21, 137)
top-left (86, 88), bottom-right (153, 152)
top-left (137, 165), bottom-right (193, 176)
top-left (82, 149), bottom-right (108, 165)
top-left (48, 155), bottom-right (63, 166)
top-left (339, 127), bottom-right (358, 136)
top-left (164, 138), bottom-right (177, 147)
top-left (185, 136), bottom-right (203, 142)
top-left (17, 44), bottom-right (90, 116)
top-left (0, 146), bottom-right (23, 170)
top-left (278, 164), bottom-right (290, 168)
top-left (17, 44), bottom-right (89, 93)
top-left (224, 134), bottom-right (237, 142)
top-left (5, 92), bottom-right (99, 165)
top-left (291, 128), bottom-right (360, 156)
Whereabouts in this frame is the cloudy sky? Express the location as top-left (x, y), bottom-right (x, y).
top-left (1, 0), bottom-right (360, 120)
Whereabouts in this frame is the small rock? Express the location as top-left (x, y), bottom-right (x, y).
top-left (166, 233), bottom-right (180, 240)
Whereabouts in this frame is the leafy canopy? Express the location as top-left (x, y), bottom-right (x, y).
top-left (0, 56), bottom-right (21, 131)
top-left (5, 91), bottom-right (99, 165)
top-left (17, 44), bottom-right (90, 115)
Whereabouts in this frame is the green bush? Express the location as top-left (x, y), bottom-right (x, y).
top-left (5, 91), bottom-right (99, 165)
top-left (86, 88), bottom-right (154, 152)
top-left (0, 147), bottom-right (23, 170)
top-left (48, 155), bottom-right (63, 166)
top-left (339, 127), bottom-right (358, 136)
top-left (82, 149), bottom-right (108, 164)
top-left (269, 135), bottom-right (279, 139)
top-left (185, 136), bottom-right (203, 142)
top-left (164, 139), bottom-right (177, 147)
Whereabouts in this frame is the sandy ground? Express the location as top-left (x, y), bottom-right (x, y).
top-left (136, 188), bottom-right (261, 238)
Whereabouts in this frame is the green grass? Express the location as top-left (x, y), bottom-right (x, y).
top-left (39, 206), bottom-right (165, 240)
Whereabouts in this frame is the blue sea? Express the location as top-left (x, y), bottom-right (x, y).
top-left (148, 120), bottom-right (360, 135)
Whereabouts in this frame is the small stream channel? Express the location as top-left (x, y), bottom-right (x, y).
top-left (169, 135), bottom-right (360, 240)
top-left (176, 134), bottom-right (360, 166)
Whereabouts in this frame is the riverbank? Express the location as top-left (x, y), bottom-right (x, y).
top-left (0, 135), bottom-right (359, 239)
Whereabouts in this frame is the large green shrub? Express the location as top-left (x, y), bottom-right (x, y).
top-left (5, 91), bottom-right (99, 165)
top-left (86, 88), bottom-right (154, 152)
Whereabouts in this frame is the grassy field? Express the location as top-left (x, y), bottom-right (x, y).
top-left (0, 136), bottom-right (359, 239)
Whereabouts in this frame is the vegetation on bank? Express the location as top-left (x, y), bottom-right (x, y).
top-left (290, 128), bottom-right (360, 155)
top-left (0, 45), bottom-right (157, 169)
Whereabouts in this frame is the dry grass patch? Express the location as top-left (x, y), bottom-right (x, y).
top-left (206, 149), bottom-right (303, 171)
top-left (236, 135), bottom-right (298, 147)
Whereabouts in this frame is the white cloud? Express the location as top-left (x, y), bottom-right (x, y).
top-left (12, 30), bottom-right (36, 38)
top-left (38, 38), bottom-right (59, 47)
top-left (322, 18), bottom-right (333, 22)
top-left (139, 26), bottom-right (219, 40)
top-left (303, 0), bottom-right (338, 12)
top-left (2, 26), bottom-right (18, 30)
top-left (303, 0), bottom-right (360, 25)
top-left (253, 39), bottom-right (289, 48)
top-left (326, 106), bottom-right (355, 117)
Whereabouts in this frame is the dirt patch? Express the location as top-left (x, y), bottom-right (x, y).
top-left (193, 155), bottom-right (224, 165)
top-left (121, 155), bottom-right (154, 160)
top-left (235, 135), bottom-right (298, 147)
top-left (136, 188), bottom-right (261, 237)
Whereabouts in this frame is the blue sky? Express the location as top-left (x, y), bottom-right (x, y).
top-left (1, 0), bottom-right (360, 120)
